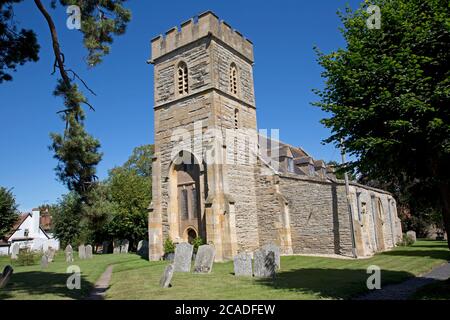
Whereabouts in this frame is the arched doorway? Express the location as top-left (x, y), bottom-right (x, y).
top-left (169, 151), bottom-right (206, 242)
top-left (186, 228), bottom-right (198, 244)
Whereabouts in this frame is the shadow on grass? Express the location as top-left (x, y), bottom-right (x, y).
top-left (254, 268), bottom-right (415, 299)
top-left (381, 249), bottom-right (450, 260)
top-left (0, 271), bottom-right (93, 300)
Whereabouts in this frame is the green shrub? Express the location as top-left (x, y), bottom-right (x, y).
top-left (163, 237), bottom-right (175, 254)
top-left (15, 248), bottom-right (40, 266)
top-left (398, 233), bottom-right (415, 247)
top-left (192, 237), bottom-right (204, 254)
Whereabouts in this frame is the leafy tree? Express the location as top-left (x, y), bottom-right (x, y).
top-left (327, 160), bottom-right (357, 180)
top-left (107, 166), bottom-right (150, 247)
top-left (0, 187), bottom-right (19, 238)
top-left (52, 192), bottom-right (83, 247)
top-left (81, 182), bottom-right (115, 244)
top-left (314, 0), bottom-right (450, 247)
top-left (123, 144), bottom-right (154, 178)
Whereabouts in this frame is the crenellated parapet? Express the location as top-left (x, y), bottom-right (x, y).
top-left (151, 11), bottom-right (254, 63)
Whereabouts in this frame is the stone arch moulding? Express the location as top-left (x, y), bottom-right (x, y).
top-left (167, 150), bottom-right (206, 244)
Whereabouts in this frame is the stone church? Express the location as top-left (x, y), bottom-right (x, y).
top-left (148, 11), bottom-right (402, 262)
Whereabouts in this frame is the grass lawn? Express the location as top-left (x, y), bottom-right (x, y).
top-left (1, 240), bottom-right (449, 300)
top-left (0, 252), bottom-right (135, 300)
top-left (412, 278), bottom-right (450, 300)
top-left (106, 240), bottom-right (450, 300)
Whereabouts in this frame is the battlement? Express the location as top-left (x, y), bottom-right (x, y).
top-left (151, 11), bottom-right (254, 63)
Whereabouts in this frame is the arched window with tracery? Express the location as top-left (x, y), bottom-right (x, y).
top-left (177, 62), bottom-right (189, 96)
top-left (229, 63), bottom-right (238, 95)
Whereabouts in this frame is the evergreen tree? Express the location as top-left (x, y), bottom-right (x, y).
top-left (0, 187), bottom-right (19, 238)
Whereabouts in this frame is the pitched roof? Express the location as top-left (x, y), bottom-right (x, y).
top-left (3, 213), bottom-right (30, 241)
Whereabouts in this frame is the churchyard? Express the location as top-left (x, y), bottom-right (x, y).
top-left (0, 240), bottom-right (449, 300)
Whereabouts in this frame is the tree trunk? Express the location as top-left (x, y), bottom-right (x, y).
top-left (439, 183), bottom-right (450, 250)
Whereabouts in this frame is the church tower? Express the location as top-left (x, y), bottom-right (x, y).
top-left (148, 11), bottom-right (260, 261)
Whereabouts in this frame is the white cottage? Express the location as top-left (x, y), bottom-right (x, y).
top-left (0, 209), bottom-right (60, 255)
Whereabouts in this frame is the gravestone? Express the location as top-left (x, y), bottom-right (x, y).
top-left (164, 253), bottom-right (175, 262)
top-left (41, 255), bottom-right (49, 269)
top-left (173, 243), bottom-right (193, 272)
top-left (253, 249), bottom-right (276, 278)
top-left (120, 239), bottom-right (129, 254)
top-left (194, 245), bottom-right (215, 273)
top-left (78, 245), bottom-right (86, 259)
top-left (65, 245), bottom-right (73, 262)
top-left (406, 231), bottom-right (417, 243)
top-left (11, 243), bottom-right (20, 260)
top-left (102, 241), bottom-right (110, 254)
top-left (233, 252), bottom-right (253, 277)
top-left (113, 240), bottom-right (121, 254)
top-left (137, 240), bottom-right (149, 258)
top-left (159, 264), bottom-right (175, 288)
top-left (66, 251), bottom-right (73, 263)
top-left (0, 265), bottom-right (14, 289)
top-left (46, 247), bottom-right (56, 262)
top-left (262, 243), bottom-right (280, 270)
top-left (85, 245), bottom-right (93, 259)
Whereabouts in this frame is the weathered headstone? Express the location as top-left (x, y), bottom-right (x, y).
top-left (41, 254), bottom-right (49, 269)
top-left (159, 264), bottom-right (175, 288)
top-left (113, 240), bottom-right (121, 254)
top-left (85, 245), bottom-right (93, 259)
top-left (233, 252), bottom-right (253, 277)
top-left (137, 240), bottom-right (149, 258)
top-left (120, 239), bottom-right (129, 254)
top-left (194, 245), bottom-right (215, 273)
top-left (102, 241), bottom-right (110, 254)
top-left (78, 245), bottom-right (86, 259)
top-left (262, 243), bottom-right (281, 270)
top-left (406, 231), bottom-right (417, 243)
top-left (164, 253), bottom-right (175, 262)
top-left (11, 243), bottom-right (20, 260)
top-left (46, 247), bottom-right (56, 262)
top-left (173, 243), bottom-right (193, 272)
top-left (65, 245), bottom-right (73, 262)
top-left (0, 265), bottom-right (14, 289)
top-left (253, 249), bottom-right (276, 278)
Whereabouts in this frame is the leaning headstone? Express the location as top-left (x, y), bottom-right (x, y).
top-left (253, 249), bottom-right (276, 278)
top-left (233, 252), bottom-right (253, 277)
top-left (159, 264), bottom-right (175, 288)
top-left (65, 245), bottom-right (73, 262)
top-left (78, 245), bottom-right (86, 259)
top-left (0, 265), bottom-right (14, 289)
top-left (120, 239), bottom-right (129, 254)
top-left (113, 240), bottom-right (121, 254)
top-left (194, 245), bottom-right (215, 273)
top-left (102, 241), bottom-right (110, 254)
top-left (85, 245), bottom-right (93, 259)
top-left (11, 243), bottom-right (20, 260)
top-left (173, 243), bottom-right (193, 272)
top-left (41, 254), bottom-right (49, 269)
top-left (137, 240), bottom-right (149, 258)
top-left (262, 243), bottom-right (281, 270)
top-left (406, 231), bottom-right (417, 243)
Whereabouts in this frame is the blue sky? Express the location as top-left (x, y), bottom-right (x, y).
top-left (0, 0), bottom-right (363, 211)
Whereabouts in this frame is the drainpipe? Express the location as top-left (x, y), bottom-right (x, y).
top-left (341, 139), bottom-right (357, 258)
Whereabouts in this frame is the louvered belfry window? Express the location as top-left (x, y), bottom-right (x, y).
top-left (177, 62), bottom-right (189, 95)
top-left (230, 64), bottom-right (238, 95)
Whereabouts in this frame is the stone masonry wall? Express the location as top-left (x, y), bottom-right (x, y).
top-left (278, 175), bottom-right (353, 256)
